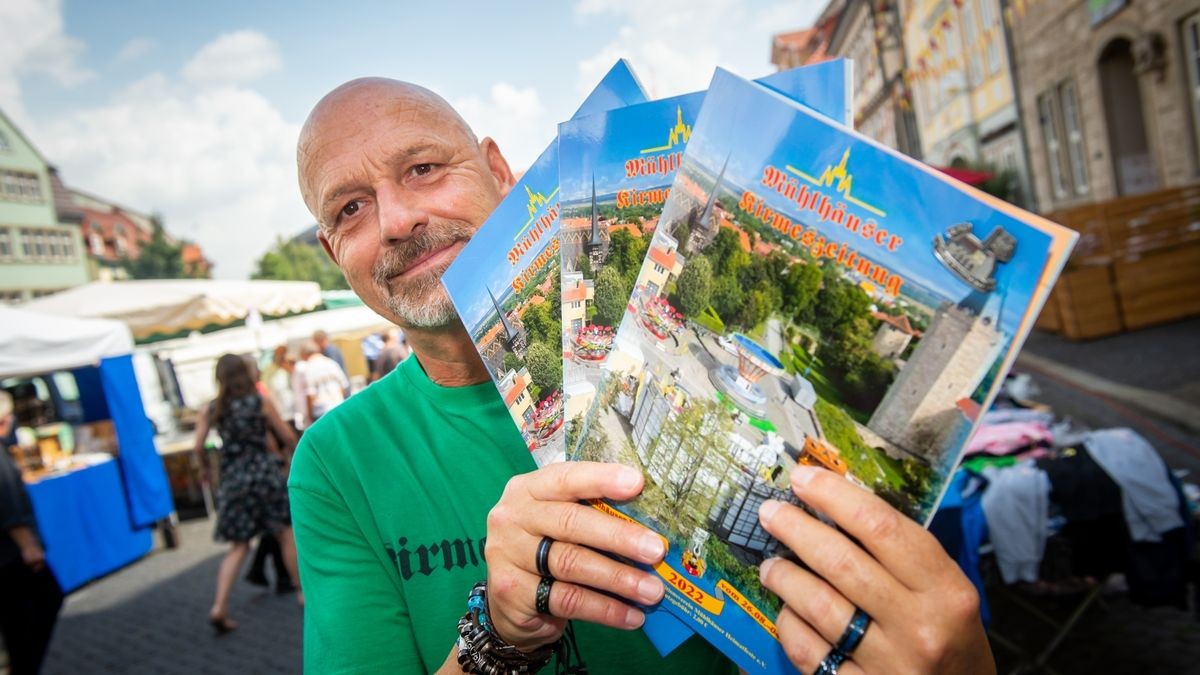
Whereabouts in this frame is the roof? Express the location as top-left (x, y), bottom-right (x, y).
top-left (48, 168), bottom-right (85, 224)
top-left (647, 244), bottom-right (678, 271)
top-left (503, 371), bottom-right (530, 406)
top-left (608, 222), bottom-right (641, 238)
top-left (563, 280), bottom-right (592, 303)
top-left (0, 306), bottom-right (133, 378)
top-left (872, 311), bottom-right (921, 336)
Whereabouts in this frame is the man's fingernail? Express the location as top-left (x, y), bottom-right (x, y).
top-left (759, 499), bottom-right (782, 524)
top-left (791, 466), bottom-right (817, 489)
top-left (759, 557), bottom-right (777, 583)
top-left (618, 467), bottom-right (641, 491)
top-left (625, 607), bottom-right (645, 628)
top-left (638, 576), bottom-right (663, 603)
top-left (639, 533), bottom-right (665, 560)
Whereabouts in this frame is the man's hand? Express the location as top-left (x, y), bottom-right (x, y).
top-left (483, 462), bottom-right (667, 651)
top-left (758, 466), bottom-right (994, 675)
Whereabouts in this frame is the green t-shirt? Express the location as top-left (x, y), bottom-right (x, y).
top-left (289, 355), bottom-right (734, 674)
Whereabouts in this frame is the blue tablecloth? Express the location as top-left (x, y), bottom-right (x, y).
top-left (26, 458), bottom-right (154, 592)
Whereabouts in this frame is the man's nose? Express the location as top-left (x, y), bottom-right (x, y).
top-left (376, 184), bottom-right (428, 243)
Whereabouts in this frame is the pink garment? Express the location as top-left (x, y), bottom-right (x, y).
top-left (966, 421), bottom-right (1054, 457)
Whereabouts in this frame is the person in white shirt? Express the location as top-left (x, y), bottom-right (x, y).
top-left (293, 340), bottom-right (349, 428)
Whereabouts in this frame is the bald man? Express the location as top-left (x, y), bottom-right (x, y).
top-left (289, 78), bottom-right (992, 675)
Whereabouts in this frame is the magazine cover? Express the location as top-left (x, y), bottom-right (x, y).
top-left (441, 61), bottom-right (704, 658)
top-left (568, 68), bottom-right (1077, 673)
top-left (558, 60), bottom-right (854, 454)
top-left (442, 60), bottom-right (647, 468)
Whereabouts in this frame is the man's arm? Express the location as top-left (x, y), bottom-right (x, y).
top-left (289, 451), bottom-right (426, 673)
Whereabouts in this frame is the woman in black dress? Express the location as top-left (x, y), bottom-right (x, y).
top-left (192, 354), bottom-right (301, 634)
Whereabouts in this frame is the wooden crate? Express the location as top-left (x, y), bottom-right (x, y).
top-left (1054, 264), bottom-right (1124, 340)
top-left (1113, 241), bottom-right (1200, 330)
top-left (1033, 281), bottom-right (1063, 333)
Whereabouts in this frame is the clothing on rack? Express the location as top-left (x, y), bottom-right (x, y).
top-left (980, 463), bottom-right (1051, 584)
top-left (1083, 428), bottom-right (1184, 543)
top-left (966, 421), bottom-right (1054, 457)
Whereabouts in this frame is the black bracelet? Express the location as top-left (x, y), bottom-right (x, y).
top-left (456, 581), bottom-right (555, 675)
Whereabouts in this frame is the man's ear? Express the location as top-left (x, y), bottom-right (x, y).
top-left (479, 137), bottom-right (516, 199)
top-left (316, 230), bottom-right (339, 265)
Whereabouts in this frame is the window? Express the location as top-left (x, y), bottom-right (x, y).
top-left (1038, 79), bottom-right (1090, 203)
top-left (0, 228), bottom-right (11, 260)
top-left (0, 290), bottom-right (24, 305)
top-left (1060, 81), bottom-right (1089, 195)
top-left (89, 231), bottom-right (105, 256)
top-left (0, 129), bottom-right (10, 152)
top-left (1038, 92), bottom-right (1070, 200)
top-left (14, 227), bottom-right (77, 262)
top-left (1184, 13), bottom-right (1200, 169)
top-left (0, 170), bottom-right (43, 203)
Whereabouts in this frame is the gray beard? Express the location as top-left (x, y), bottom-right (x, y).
top-left (371, 221), bottom-right (474, 329)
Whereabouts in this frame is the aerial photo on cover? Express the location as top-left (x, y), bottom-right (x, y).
top-left (569, 68), bottom-right (1076, 674)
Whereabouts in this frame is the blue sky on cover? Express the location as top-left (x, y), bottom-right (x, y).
top-left (683, 69), bottom-right (1055, 339)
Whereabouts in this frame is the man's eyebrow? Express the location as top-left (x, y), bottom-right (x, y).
top-left (319, 142), bottom-right (441, 216)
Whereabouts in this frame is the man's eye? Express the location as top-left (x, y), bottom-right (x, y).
top-left (340, 200), bottom-right (361, 218)
top-left (412, 163), bottom-right (434, 177)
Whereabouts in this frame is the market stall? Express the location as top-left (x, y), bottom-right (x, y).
top-left (0, 306), bottom-right (174, 591)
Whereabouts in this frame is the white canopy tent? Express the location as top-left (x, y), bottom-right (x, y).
top-left (0, 306), bottom-right (133, 379)
top-left (23, 279), bottom-right (323, 341)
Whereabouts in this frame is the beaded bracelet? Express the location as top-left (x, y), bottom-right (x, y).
top-left (456, 581), bottom-right (555, 675)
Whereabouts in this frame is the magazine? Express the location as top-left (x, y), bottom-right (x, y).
top-left (439, 61), bottom-right (707, 658)
top-left (568, 68), bottom-right (1077, 673)
top-left (441, 60), bottom-right (648, 469)
top-left (558, 60), bottom-right (855, 455)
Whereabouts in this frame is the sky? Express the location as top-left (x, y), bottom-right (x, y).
top-left (0, 0), bottom-right (822, 279)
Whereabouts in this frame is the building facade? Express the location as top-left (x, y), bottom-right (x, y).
top-left (904, 0), bottom-right (1034, 206)
top-left (0, 110), bottom-right (89, 303)
top-left (827, 0), bottom-right (923, 157)
top-left (70, 188), bottom-right (155, 280)
top-left (1009, 0), bottom-right (1200, 211)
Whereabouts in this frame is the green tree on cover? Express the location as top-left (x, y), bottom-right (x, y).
top-left (709, 275), bottom-right (744, 327)
top-left (520, 302), bottom-right (555, 346)
top-left (502, 351), bottom-right (522, 374)
top-left (592, 266), bottom-right (628, 327)
top-left (525, 342), bottom-right (562, 396)
top-left (781, 262), bottom-right (823, 319)
top-left (676, 256), bottom-right (713, 318)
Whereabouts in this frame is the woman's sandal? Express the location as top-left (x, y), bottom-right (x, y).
top-left (208, 614), bottom-right (238, 636)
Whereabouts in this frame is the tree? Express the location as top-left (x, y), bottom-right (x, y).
top-left (812, 278), bottom-right (871, 340)
top-left (710, 275), bottom-right (744, 327)
top-left (676, 256), bottom-right (713, 318)
top-left (502, 351), bottom-right (522, 374)
top-left (521, 303), bottom-right (555, 345)
top-left (781, 262), bottom-right (823, 319)
top-left (608, 228), bottom-right (647, 284)
top-left (121, 217), bottom-right (191, 279)
top-left (525, 342), bottom-right (562, 396)
top-left (253, 237), bottom-right (349, 290)
top-left (592, 266), bottom-right (628, 327)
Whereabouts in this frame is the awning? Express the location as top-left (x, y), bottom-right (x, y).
top-left (935, 166), bottom-right (994, 186)
top-left (23, 279), bottom-right (323, 341)
top-left (0, 306), bottom-right (133, 378)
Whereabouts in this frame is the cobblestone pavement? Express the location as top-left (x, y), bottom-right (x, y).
top-left (40, 518), bottom-right (302, 675)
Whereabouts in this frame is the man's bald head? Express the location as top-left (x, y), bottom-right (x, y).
top-left (297, 78), bottom-right (478, 215)
top-left (293, 76), bottom-right (515, 331)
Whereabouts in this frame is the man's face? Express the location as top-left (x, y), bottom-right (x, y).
top-left (299, 83), bottom-right (513, 329)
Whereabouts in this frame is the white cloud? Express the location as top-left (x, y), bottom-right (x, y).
top-left (573, 0), bottom-right (821, 99)
top-left (115, 37), bottom-right (156, 64)
top-left (40, 74), bottom-right (308, 280)
top-left (453, 82), bottom-right (550, 173)
top-left (0, 0), bottom-right (95, 127)
top-left (182, 30), bottom-right (282, 87)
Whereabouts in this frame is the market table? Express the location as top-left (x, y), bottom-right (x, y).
top-left (26, 456), bottom-right (154, 592)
